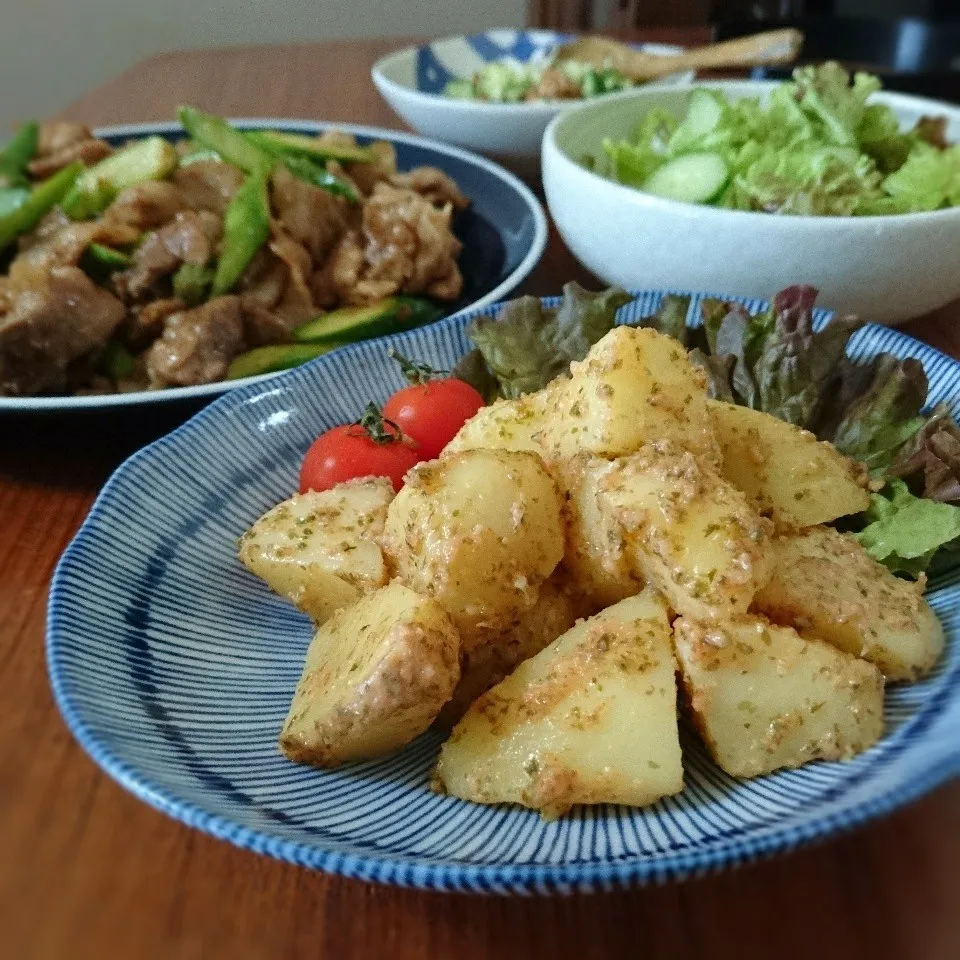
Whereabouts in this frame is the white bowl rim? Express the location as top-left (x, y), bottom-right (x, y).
top-left (544, 78), bottom-right (960, 227)
top-left (371, 34), bottom-right (686, 113)
top-left (0, 117), bottom-right (548, 412)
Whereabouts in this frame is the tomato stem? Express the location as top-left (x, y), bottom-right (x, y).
top-left (353, 401), bottom-right (406, 445)
top-left (388, 347), bottom-right (445, 386)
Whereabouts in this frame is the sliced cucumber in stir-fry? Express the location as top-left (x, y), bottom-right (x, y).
top-left (227, 342), bottom-right (340, 380)
top-left (62, 137), bottom-right (178, 219)
top-left (292, 297), bottom-right (442, 344)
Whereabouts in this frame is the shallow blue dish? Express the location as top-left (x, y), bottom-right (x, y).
top-left (47, 291), bottom-right (960, 893)
top-left (2, 119), bottom-right (546, 413)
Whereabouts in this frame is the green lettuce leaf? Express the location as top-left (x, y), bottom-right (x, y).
top-left (594, 62), bottom-right (960, 217)
top-left (855, 479), bottom-right (960, 577)
top-left (465, 282), bottom-right (631, 399)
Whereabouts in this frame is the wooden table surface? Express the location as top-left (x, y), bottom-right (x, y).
top-left (3, 36), bottom-right (959, 960)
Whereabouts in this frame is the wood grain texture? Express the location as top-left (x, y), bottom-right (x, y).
top-left (1, 35), bottom-right (958, 960)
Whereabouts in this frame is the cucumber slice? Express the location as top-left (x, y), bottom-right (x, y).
top-left (641, 153), bottom-right (729, 205)
top-left (226, 342), bottom-right (339, 380)
top-left (292, 297), bottom-right (441, 344)
top-left (62, 137), bottom-right (178, 219)
top-left (247, 130), bottom-right (375, 165)
top-left (683, 90), bottom-right (725, 138)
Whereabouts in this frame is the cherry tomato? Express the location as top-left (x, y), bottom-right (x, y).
top-left (383, 378), bottom-right (485, 461)
top-left (299, 409), bottom-right (420, 494)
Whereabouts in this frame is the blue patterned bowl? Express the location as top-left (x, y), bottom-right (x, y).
top-left (47, 292), bottom-right (960, 894)
top-left (372, 30), bottom-right (694, 160)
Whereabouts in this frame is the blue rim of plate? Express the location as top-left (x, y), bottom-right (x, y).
top-left (47, 290), bottom-right (960, 893)
top-left (1, 119), bottom-right (547, 413)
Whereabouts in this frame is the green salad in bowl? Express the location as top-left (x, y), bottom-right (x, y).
top-left (593, 62), bottom-right (960, 215)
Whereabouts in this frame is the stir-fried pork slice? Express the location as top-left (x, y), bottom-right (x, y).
top-left (270, 167), bottom-right (350, 264)
top-left (36, 122), bottom-right (95, 155)
top-left (13, 210), bottom-right (139, 273)
top-left (29, 121), bottom-right (113, 179)
top-left (145, 295), bottom-right (244, 388)
top-left (103, 181), bottom-right (188, 231)
top-left (316, 183), bottom-right (463, 305)
top-left (115, 211), bottom-right (222, 301)
top-left (0, 266), bottom-right (126, 396)
top-left (238, 229), bottom-right (316, 343)
top-left (172, 161), bottom-right (244, 216)
top-left (389, 167), bottom-right (469, 211)
top-left (123, 297), bottom-right (186, 350)
top-left (28, 139), bottom-right (113, 179)
top-left (345, 141), bottom-right (397, 196)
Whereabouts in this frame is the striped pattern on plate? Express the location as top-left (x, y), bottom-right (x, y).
top-left (47, 291), bottom-right (960, 894)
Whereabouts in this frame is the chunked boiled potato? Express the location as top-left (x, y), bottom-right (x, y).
top-left (553, 455), bottom-right (644, 607)
top-left (674, 614), bottom-right (885, 778)
top-left (436, 576), bottom-right (580, 729)
top-left (444, 392), bottom-right (549, 458)
top-left (598, 441), bottom-right (771, 621)
top-left (280, 581), bottom-right (460, 767)
top-left (709, 400), bottom-right (869, 528)
top-left (435, 590), bottom-right (683, 817)
top-left (753, 526), bottom-right (944, 681)
top-left (539, 326), bottom-right (719, 464)
top-left (382, 449), bottom-right (564, 633)
top-left (238, 477), bottom-right (393, 623)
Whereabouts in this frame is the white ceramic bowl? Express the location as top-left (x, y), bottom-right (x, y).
top-left (542, 81), bottom-right (960, 324)
top-left (372, 29), bottom-right (693, 161)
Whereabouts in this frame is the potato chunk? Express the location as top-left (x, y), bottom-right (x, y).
top-left (674, 614), bottom-right (884, 778)
top-left (753, 526), bottom-right (944, 681)
top-left (444, 392), bottom-right (548, 458)
top-left (553, 455), bottom-right (644, 607)
top-left (435, 591), bottom-right (683, 817)
top-left (238, 477), bottom-right (393, 623)
top-left (435, 576), bottom-right (579, 729)
top-left (382, 449), bottom-right (565, 633)
top-left (597, 442), bottom-right (772, 621)
top-left (539, 326), bottom-right (719, 464)
top-left (709, 400), bottom-right (869, 528)
top-left (280, 582), bottom-right (460, 766)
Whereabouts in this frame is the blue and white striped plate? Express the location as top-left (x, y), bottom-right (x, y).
top-left (47, 291), bottom-right (960, 894)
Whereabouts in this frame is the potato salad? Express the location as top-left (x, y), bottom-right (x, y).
top-left (238, 289), bottom-right (945, 818)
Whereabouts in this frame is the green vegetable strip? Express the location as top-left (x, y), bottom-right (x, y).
top-left (172, 262), bottom-right (214, 306)
top-left (211, 172), bottom-right (270, 297)
top-left (0, 187), bottom-right (29, 219)
top-left (245, 133), bottom-right (359, 202)
top-left (101, 341), bottom-right (136, 380)
top-left (0, 161), bottom-right (82, 250)
top-left (61, 136), bottom-right (178, 219)
top-left (178, 107), bottom-right (273, 176)
top-left (0, 122), bottom-right (39, 187)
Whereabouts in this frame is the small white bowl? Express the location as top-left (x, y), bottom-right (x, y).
top-left (372, 29), bottom-right (693, 161)
top-left (542, 81), bottom-right (960, 324)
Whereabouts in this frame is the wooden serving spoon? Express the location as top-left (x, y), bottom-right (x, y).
top-left (554, 29), bottom-right (804, 82)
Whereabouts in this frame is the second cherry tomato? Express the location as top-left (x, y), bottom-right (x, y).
top-left (382, 378), bottom-right (485, 460)
top-left (299, 415), bottom-right (419, 494)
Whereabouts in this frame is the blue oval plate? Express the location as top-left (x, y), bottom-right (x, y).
top-left (2, 119), bottom-right (546, 413)
top-left (47, 292), bottom-right (960, 893)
